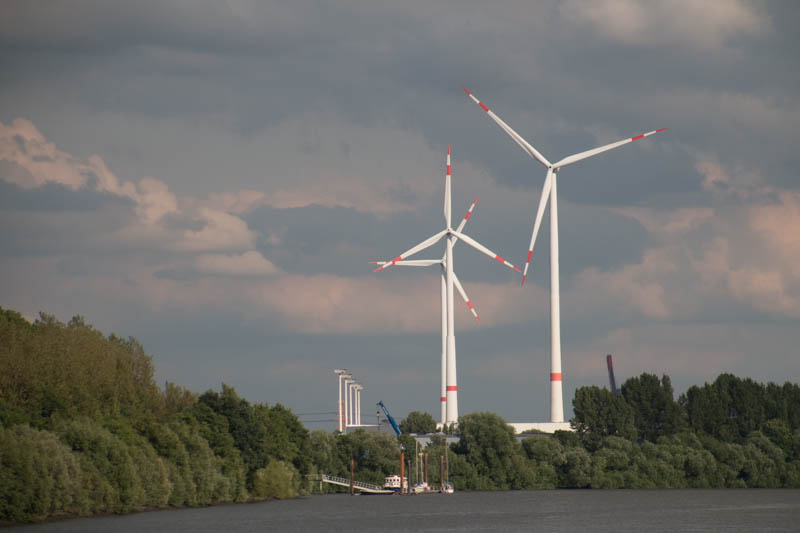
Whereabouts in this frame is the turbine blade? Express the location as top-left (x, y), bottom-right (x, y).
top-left (451, 230), bottom-right (521, 272)
top-left (462, 87), bottom-right (551, 168)
top-left (455, 196), bottom-right (478, 234)
top-left (452, 272), bottom-right (480, 323)
top-left (521, 168), bottom-right (553, 287)
top-left (553, 128), bottom-right (667, 168)
top-left (373, 229), bottom-right (448, 272)
top-left (370, 260), bottom-right (442, 267)
top-left (444, 145), bottom-right (451, 226)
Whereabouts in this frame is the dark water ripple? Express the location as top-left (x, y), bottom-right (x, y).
top-left (6, 489), bottom-right (800, 532)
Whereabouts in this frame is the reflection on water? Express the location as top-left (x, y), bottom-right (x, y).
top-left (6, 489), bottom-right (800, 532)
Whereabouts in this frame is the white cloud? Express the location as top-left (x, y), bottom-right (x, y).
top-left (611, 206), bottom-right (713, 237)
top-left (0, 118), bottom-right (90, 190)
top-left (176, 207), bottom-right (257, 252)
top-left (195, 251), bottom-right (279, 277)
top-left (560, 0), bottom-right (767, 50)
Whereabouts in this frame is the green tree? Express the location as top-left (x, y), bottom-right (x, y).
top-left (451, 412), bottom-right (525, 490)
top-left (571, 386), bottom-right (636, 450)
top-left (683, 374), bottom-right (766, 442)
top-left (399, 411), bottom-right (437, 434)
top-left (622, 373), bottom-right (685, 442)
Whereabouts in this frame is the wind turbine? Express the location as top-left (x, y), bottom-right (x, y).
top-left (371, 194), bottom-right (480, 427)
top-left (373, 146), bottom-right (520, 425)
top-left (462, 87), bottom-right (665, 423)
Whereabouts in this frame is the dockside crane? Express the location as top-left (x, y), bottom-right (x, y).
top-left (377, 401), bottom-right (404, 449)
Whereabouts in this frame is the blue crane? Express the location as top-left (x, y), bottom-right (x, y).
top-left (377, 401), bottom-right (404, 448)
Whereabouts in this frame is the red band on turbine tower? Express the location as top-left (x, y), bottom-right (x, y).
top-left (446, 386), bottom-right (457, 391)
top-left (550, 373), bottom-right (562, 381)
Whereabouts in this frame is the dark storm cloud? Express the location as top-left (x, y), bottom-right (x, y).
top-left (0, 173), bottom-right (133, 212)
top-left (2, 1), bottom-right (794, 206)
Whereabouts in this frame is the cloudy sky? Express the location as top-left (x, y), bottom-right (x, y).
top-left (2, 1), bottom-right (799, 427)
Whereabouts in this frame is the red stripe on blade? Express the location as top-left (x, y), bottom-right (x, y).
top-left (494, 255), bottom-right (504, 263)
top-left (631, 134), bottom-right (645, 141)
top-left (391, 256), bottom-right (401, 264)
top-left (479, 102), bottom-right (489, 112)
top-left (526, 250), bottom-right (533, 263)
top-left (441, 397), bottom-right (446, 402)
top-left (464, 211), bottom-right (471, 220)
top-left (520, 275), bottom-right (526, 286)
top-left (550, 373), bottom-right (562, 381)
top-left (655, 128), bottom-right (667, 133)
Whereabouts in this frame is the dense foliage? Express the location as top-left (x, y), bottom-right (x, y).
top-left (0, 308), bottom-right (310, 523)
top-left (442, 373), bottom-right (800, 491)
top-left (3, 306), bottom-right (800, 524)
top-left (399, 410), bottom-right (437, 435)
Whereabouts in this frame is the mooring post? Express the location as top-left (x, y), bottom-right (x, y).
top-left (349, 458), bottom-right (354, 496)
top-left (444, 442), bottom-right (449, 491)
top-left (407, 459), bottom-right (412, 494)
top-left (440, 455), bottom-right (444, 491)
top-left (400, 451), bottom-right (405, 494)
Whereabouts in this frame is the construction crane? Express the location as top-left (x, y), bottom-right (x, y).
top-left (607, 354), bottom-right (618, 396)
top-left (377, 401), bottom-right (404, 449)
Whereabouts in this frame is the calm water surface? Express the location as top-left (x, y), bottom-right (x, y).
top-left (7, 490), bottom-right (800, 532)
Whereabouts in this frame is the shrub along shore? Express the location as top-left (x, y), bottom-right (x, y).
top-left (2, 307), bottom-right (799, 523)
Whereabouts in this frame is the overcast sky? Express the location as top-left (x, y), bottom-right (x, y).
top-left (2, 1), bottom-right (799, 428)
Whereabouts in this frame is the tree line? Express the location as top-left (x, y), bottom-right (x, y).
top-left (3, 306), bottom-right (800, 524)
top-left (422, 372), bottom-right (800, 491)
top-left (0, 308), bottom-right (310, 523)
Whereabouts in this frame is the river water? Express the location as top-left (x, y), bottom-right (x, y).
top-left (7, 490), bottom-right (800, 532)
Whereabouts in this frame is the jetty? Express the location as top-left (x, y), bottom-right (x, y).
top-left (316, 474), bottom-right (395, 494)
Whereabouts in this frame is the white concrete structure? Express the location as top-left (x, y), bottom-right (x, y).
top-left (354, 384), bottom-right (364, 426)
top-left (348, 381), bottom-right (357, 427)
top-left (334, 369), bottom-right (349, 432)
top-left (373, 147), bottom-right (519, 426)
top-left (343, 376), bottom-right (354, 428)
top-left (464, 88), bottom-right (664, 423)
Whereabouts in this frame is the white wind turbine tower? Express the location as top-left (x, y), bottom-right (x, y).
top-left (373, 146), bottom-right (520, 425)
top-left (371, 192), bottom-right (481, 427)
top-left (463, 87), bottom-right (665, 424)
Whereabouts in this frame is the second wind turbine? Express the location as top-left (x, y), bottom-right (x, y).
top-left (373, 146), bottom-right (519, 426)
top-left (463, 87), bottom-right (665, 424)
